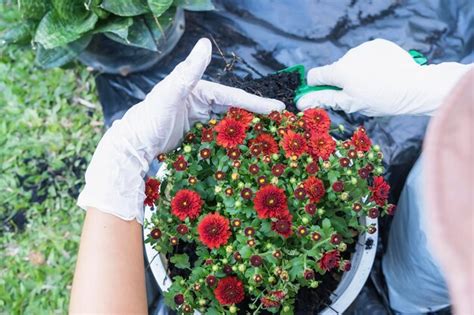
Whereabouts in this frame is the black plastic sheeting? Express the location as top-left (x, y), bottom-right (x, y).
top-left (94, 1), bottom-right (473, 314)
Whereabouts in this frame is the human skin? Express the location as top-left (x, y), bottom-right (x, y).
top-left (69, 208), bottom-right (147, 314)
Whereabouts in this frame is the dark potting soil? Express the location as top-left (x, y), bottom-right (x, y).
top-left (218, 71), bottom-right (301, 113)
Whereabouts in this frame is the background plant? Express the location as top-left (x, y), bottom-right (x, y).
top-left (0, 3), bottom-right (103, 313)
top-left (2, 0), bottom-right (214, 68)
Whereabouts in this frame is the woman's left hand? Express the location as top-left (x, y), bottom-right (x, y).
top-left (77, 38), bottom-right (284, 224)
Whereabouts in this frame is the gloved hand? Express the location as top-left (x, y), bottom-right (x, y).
top-left (77, 38), bottom-right (285, 224)
top-left (297, 39), bottom-right (472, 116)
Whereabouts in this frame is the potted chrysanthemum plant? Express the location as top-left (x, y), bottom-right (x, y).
top-left (143, 105), bottom-right (394, 314)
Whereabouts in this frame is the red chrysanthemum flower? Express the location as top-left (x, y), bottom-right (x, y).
top-left (319, 250), bottom-right (341, 271)
top-left (306, 161), bottom-right (319, 174)
top-left (308, 132), bottom-right (336, 160)
top-left (268, 111), bottom-right (282, 123)
top-left (271, 163), bottom-right (285, 177)
top-left (369, 176), bottom-right (390, 206)
top-left (303, 108), bottom-right (331, 133)
top-left (261, 297), bottom-right (280, 309)
top-left (144, 178), bottom-right (160, 207)
top-left (387, 204), bottom-right (396, 215)
top-left (214, 276), bottom-right (245, 305)
top-left (173, 155), bottom-right (188, 171)
top-left (305, 203), bottom-right (317, 215)
top-left (303, 176), bottom-right (326, 204)
top-left (171, 189), bottom-right (203, 221)
top-left (228, 107), bottom-right (254, 126)
top-left (248, 133), bottom-right (279, 156)
top-left (271, 217), bottom-right (293, 238)
top-left (332, 181), bottom-right (344, 192)
top-left (197, 213), bottom-right (231, 249)
top-left (215, 117), bottom-right (247, 148)
top-left (281, 130), bottom-right (307, 158)
top-left (201, 127), bottom-right (214, 142)
top-left (358, 168), bottom-right (370, 179)
top-left (351, 128), bottom-right (372, 152)
top-left (253, 185), bottom-right (289, 219)
top-left (227, 147), bottom-right (241, 160)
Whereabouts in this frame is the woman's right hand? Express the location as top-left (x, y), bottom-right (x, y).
top-left (297, 39), bottom-right (471, 116)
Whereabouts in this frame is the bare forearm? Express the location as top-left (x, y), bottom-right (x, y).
top-left (69, 208), bottom-right (147, 314)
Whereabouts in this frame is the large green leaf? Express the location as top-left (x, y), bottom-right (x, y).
top-left (34, 11), bottom-right (98, 49)
top-left (104, 16), bottom-right (157, 51)
top-left (144, 7), bottom-right (175, 39)
top-left (90, 0), bottom-right (110, 19)
top-left (19, 0), bottom-right (51, 20)
top-left (174, 0), bottom-right (214, 11)
top-left (93, 17), bottom-right (133, 40)
top-left (35, 35), bottom-right (92, 68)
top-left (148, 0), bottom-right (173, 17)
top-left (0, 20), bottom-right (35, 44)
top-left (51, 0), bottom-right (88, 20)
top-left (101, 0), bottom-right (150, 16)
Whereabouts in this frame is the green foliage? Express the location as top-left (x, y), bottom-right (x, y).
top-left (170, 253), bottom-right (190, 269)
top-left (1, 0), bottom-right (215, 68)
top-left (0, 5), bottom-right (103, 313)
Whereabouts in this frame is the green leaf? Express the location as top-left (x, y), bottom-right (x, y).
top-left (205, 307), bottom-right (221, 315)
top-left (0, 21), bottom-right (35, 44)
top-left (143, 8), bottom-right (175, 41)
top-left (90, 0), bottom-right (110, 19)
top-left (101, 0), bottom-right (150, 16)
top-left (93, 17), bottom-right (133, 40)
top-left (19, 0), bottom-right (51, 20)
top-left (170, 253), bottom-right (190, 269)
top-left (51, 0), bottom-right (88, 20)
top-left (35, 35), bottom-right (92, 68)
top-left (239, 245), bottom-right (252, 259)
top-left (148, 0), bottom-right (173, 17)
top-left (174, 0), bottom-right (215, 11)
top-left (328, 171), bottom-right (338, 184)
top-left (34, 11), bottom-right (98, 49)
top-left (322, 218), bottom-right (331, 230)
top-left (104, 16), bottom-right (157, 51)
top-left (288, 256), bottom-right (304, 280)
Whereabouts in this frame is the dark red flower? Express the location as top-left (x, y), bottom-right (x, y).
top-left (176, 224), bottom-right (189, 235)
top-left (311, 232), bottom-right (321, 241)
top-left (294, 187), bottom-right (307, 200)
top-left (330, 233), bottom-right (342, 245)
top-left (368, 207), bottom-right (380, 219)
top-left (241, 188), bottom-right (253, 200)
top-left (171, 189), bottom-right (203, 221)
top-left (185, 132), bottom-right (195, 143)
top-left (225, 187), bottom-right (234, 196)
top-left (297, 226), bottom-right (308, 236)
top-left (304, 269), bottom-right (315, 280)
top-left (206, 275), bottom-right (217, 287)
top-left (197, 213), bottom-right (231, 249)
top-left (215, 171), bottom-right (226, 181)
top-left (342, 260), bottom-right (352, 271)
top-left (170, 237), bottom-right (179, 246)
top-left (223, 264), bottom-right (233, 275)
top-left (150, 228), bottom-right (162, 239)
top-left (348, 150), bottom-right (357, 159)
top-left (214, 276), bottom-right (245, 305)
top-left (232, 219), bottom-right (241, 228)
top-left (366, 163), bottom-right (374, 172)
top-left (369, 176), bottom-right (390, 206)
top-left (144, 178), bottom-right (160, 207)
top-left (233, 251), bottom-right (242, 261)
top-left (244, 227), bottom-right (255, 236)
top-left (157, 153), bottom-right (166, 162)
top-left (332, 181), bottom-right (344, 192)
top-left (352, 203), bottom-right (362, 212)
top-left (188, 176), bottom-right (197, 185)
top-left (351, 128), bottom-right (372, 152)
top-left (281, 130), bottom-right (307, 158)
top-left (339, 157), bottom-right (350, 167)
top-left (200, 148), bottom-right (211, 159)
top-left (268, 111), bottom-right (282, 123)
top-left (250, 144), bottom-right (262, 156)
top-left (271, 217), bottom-right (293, 238)
top-left (174, 294), bottom-right (185, 305)
top-left (303, 108), bottom-right (331, 133)
top-left (305, 203), bottom-right (317, 215)
top-left (319, 250), bottom-right (341, 271)
top-left (271, 163), bottom-right (285, 177)
top-left (254, 122), bottom-right (263, 132)
top-left (358, 168), bottom-right (369, 179)
top-left (173, 155), bottom-right (188, 171)
top-left (249, 133), bottom-right (279, 156)
top-left (273, 250), bottom-right (282, 259)
top-left (215, 117), bottom-right (247, 148)
top-left (308, 132), bottom-right (336, 160)
top-left (250, 255), bottom-right (263, 267)
top-left (306, 162), bottom-right (319, 174)
top-left (261, 297), bottom-right (280, 308)
top-left (249, 164), bottom-right (259, 174)
top-left (227, 147), bottom-right (241, 160)
top-left (303, 176), bottom-right (326, 204)
top-left (253, 185), bottom-right (289, 219)
top-left (228, 107), bottom-right (253, 126)
top-left (257, 176), bottom-right (268, 186)
top-left (201, 128), bottom-right (214, 142)
top-left (387, 204), bottom-right (396, 215)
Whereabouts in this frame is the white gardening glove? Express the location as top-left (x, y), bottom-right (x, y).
top-left (297, 39), bottom-right (472, 116)
top-left (78, 38), bottom-right (284, 224)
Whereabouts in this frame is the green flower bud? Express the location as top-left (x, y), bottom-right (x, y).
top-left (373, 144), bottom-right (380, 152)
top-left (199, 299), bottom-right (206, 306)
top-left (368, 152), bottom-right (375, 160)
top-left (297, 112), bottom-right (304, 117)
top-left (290, 177), bottom-right (297, 184)
top-left (229, 305), bottom-right (237, 314)
top-left (212, 265), bottom-right (219, 272)
top-left (167, 218), bottom-right (173, 223)
top-left (222, 258), bottom-right (228, 264)
top-left (266, 243), bottom-right (273, 250)
top-left (238, 182), bottom-right (245, 189)
top-left (252, 117), bottom-right (260, 124)
top-left (345, 169), bottom-right (353, 176)
top-left (270, 126), bottom-right (277, 133)
top-left (338, 124), bottom-right (345, 132)
top-left (232, 266), bottom-right (238, 272)
top-left (351, 177), bottom-right (357, 185)
top-left (306, 156), bottom-right (313, 163)
top-left (310, 281), bottom-right (319, 288)
top-left (283, 306), bottom-right (291, 312)
top-left (268, 276), bottom-right (276, 284)
top-left (272, 153), bottom-right (279, 160)
top-left (226, 245), bottom-right (233, 254)
top-left (215, 186), bottom-right (222, 193)
top-left (238, 264), bottom-right (246, 273)
top-left (183, 145), bottom-right (192, 153)
top-left (180, 279), bottom-right (186, 285)
top-left (318, 208), bottom-right (325, 216)
top-left (340, 192), bottom-right (349, 201)
top-left (271, 177), bottom-right (279, 185)
top-left (302, 217), bottom-right (309, 224)
top-left (376, 166), bottom-right (384, 174)
top-left (196, 123), bottom-right (203, 129)
top-left (235, 200), bottom-right (242, 208)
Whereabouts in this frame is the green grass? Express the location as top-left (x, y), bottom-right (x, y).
top-left (0, 3), bottom-right (103, 313)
